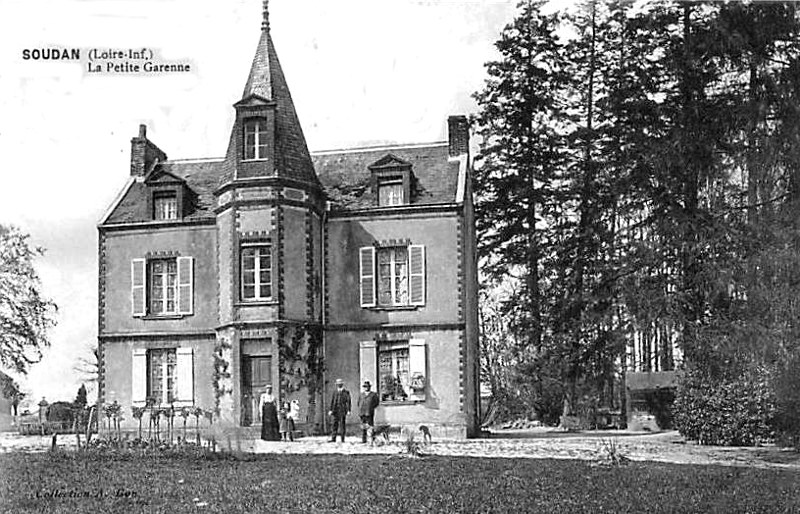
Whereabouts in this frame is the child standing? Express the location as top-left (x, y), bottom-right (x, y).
top-left (278, 402), bottom-right (289, 441)
top-left (287, 399), bottom-right (300, 442)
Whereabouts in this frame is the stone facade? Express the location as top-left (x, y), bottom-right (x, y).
top-left (97, 5), bottom-right (479, 438)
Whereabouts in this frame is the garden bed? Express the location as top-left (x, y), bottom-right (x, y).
top-left (0, 452), bottom-right (798, 513)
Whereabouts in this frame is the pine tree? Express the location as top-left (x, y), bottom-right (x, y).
top-left (475, 0), bottom-right (800, 432)
top-left (473, 1), bottom-right (573, 421)
top-left (473, 1), bottom-right (571, 349)
top-left (74, 384), bottom-right (87, 408)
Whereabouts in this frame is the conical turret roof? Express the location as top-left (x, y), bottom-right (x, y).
top-left (223, 1), bottom-right (319, 186)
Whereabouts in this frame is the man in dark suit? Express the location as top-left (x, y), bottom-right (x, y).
top-left (328, 378), bottom-right (351, 442)
top-left (358, 380), bottom-right (380, 443)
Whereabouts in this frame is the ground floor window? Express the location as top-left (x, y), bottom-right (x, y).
top-left (132, 347), bottom-right (193, 407)
top-left (378, 341), bottom-right (410, 401)
top-left (148, 348), bottom-right (176, 405)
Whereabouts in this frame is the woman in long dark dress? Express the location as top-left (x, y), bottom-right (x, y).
top-left (259, 385), bottom-right (280, 441)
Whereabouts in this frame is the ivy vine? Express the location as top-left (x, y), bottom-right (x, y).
top-left (279, 324), bottom-right (324, 398)
top-left (212, 337), bottom-right (233, 416)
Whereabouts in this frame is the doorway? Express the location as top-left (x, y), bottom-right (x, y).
top-left (241, 355), bottom-right (271, 426)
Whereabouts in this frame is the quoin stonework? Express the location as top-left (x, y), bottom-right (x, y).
top-left (97, 2), bottom-right (480, 438)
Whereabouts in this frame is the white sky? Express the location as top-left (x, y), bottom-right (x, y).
top-left (0, 0), bottom-right (537, 407)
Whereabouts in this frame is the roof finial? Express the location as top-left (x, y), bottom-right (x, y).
top-left (262, 0), bottom-right (270, 32)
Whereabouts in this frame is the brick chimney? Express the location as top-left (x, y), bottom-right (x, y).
top-left (130, 124), bottom-right (167, 177)
top-left (448, 115), bottom-right (469, 158)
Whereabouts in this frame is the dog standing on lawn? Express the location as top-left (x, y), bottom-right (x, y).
top-left (369, 424), bottom-right (431, 445)
top-left (358, 380), bottom-right (379, 444)
top-left (371, 424), bottom-right (399, 444)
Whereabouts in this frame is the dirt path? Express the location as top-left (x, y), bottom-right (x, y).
top-left (2, 430), bottom-right (798, 470)
top-left (244, 430), bottom-right (800, 470)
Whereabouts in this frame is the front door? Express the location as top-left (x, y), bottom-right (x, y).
top-left (241, 356), bottom-right (271, 426)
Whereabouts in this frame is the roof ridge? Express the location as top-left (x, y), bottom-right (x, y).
top-left (312, 141), bottom-right (448, 156)
top-left (161, 141), bottom-right (451, 163)
top-left (166, 157), bottom-right (225, 164)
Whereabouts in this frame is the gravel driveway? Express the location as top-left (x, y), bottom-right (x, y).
top-left (2, 429), bottom-right (798, 470)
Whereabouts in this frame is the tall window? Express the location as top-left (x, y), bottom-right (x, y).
top-left (133, 347), bottom-right (193, 407)
top-left (153, 192), bottom-right (178, 220)
top-left (132, 257), bottom-right (193, 317)
top-left (244, 119), bottom-right (268, 160)
top-left (150, 259), bottom-right (177, 314)
top-left (359, 245), bottom-right (425, 308)
top-left (148, 348), bottom-right (176, 405)
top-left (377, 247), bottom-right (408, 307)
top-left (379, 341), bottom-right (409, 401)
top-left (241, 244), bottom-right (272, 300)
top-left (378, 176), bottom-right (404, 206)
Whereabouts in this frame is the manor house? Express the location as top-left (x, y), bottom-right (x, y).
top-left (97, 4), bottom-right (480, 438)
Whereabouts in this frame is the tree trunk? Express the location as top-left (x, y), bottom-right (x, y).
top-left (562, 1), bottom-right (598, 421)
top-left (85, 406), bottom-right (95, 447)
top-left (679, 3), bottom-right (703, 365)
top-left (73, 417), bottom-right (81, 450)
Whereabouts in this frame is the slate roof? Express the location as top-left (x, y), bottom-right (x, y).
top-left (102, 142), bottom-right (460, 224)
top-left (101, 9), bottom-right (460, 226)
top-left (313, 143), bottom-right (460, 210)
top-left (219, 29), bottom-right (318, 186)
top-left (103, 159), bottom-right (223, 224)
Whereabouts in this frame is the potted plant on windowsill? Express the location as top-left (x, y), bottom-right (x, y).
top-left (381, 374), bottom-right (408, 402)
top-left (410, 372), bottom-right (426, 392)
top-left (380, 374), bottom-right (396, 401)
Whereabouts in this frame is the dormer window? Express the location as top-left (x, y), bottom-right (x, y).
top-left (144, 167), bottom-right (186, 222)
top-left (369, 154), bottom-right (414, 207)
top-left (153, 192), bottom-right (178, 220)
top-left (244, 119), bottom-right (268, 160)
top-left (378, 176), bottom-right (404, 206)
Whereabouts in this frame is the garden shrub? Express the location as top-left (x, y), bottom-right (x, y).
top-left (673, 366), bottom-right (775, 446)
top-left (773, 353), bottom-right (800, 449)
top-left (46, 402), bottom-right (75, 424)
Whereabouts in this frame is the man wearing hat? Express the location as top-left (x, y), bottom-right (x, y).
top-left (328, 379), bottom-right (351, 442)
top-left (358, 380), bottom-right (380, 443)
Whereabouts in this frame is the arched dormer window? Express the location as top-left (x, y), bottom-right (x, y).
top-left (244, 119), bottom-right (268, 160)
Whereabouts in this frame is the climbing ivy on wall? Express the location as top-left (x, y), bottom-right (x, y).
top-left (279, 324), bottom-right (324, 397)
top-left (212, 337), bottom-right (233, 416)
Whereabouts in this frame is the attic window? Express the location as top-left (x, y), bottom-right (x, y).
top-left (378, 176), bottom-right (404, 206)
top-left (153, 192), bottom-right (178, 220)
top-left (244, 119), bottom-right (268, 160)
top-left (369, 154), bottom-right (414, 207)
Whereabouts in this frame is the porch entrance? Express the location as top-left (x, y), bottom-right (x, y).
top-left (241, 355), bottom-right (271, 427)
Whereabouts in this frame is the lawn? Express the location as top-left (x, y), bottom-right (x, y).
top-left (0, 451), bottom-right (798, 513)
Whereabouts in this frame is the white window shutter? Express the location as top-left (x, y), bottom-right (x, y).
top-left (359, 247), bottom-right (376, 307)
top-left (132, 349), bottom-right (147, 406)
top-left (176, 347), bottom-right (194, 405)
top-left (409, 339), bottom-right (427, 400)
top-left (131, 259), bottom-right (146, 317)
top-left (177, 256), bottom-right (194, 315)
top-left (409, 339), bottom-right (426, 376)
top-left (409, 245), bottom-right (426, 306)
top-left (359, 341), bottom-right (377, 387)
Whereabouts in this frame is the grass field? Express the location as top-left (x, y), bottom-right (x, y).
top-left (0, 451), bottom-right (798, 513)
